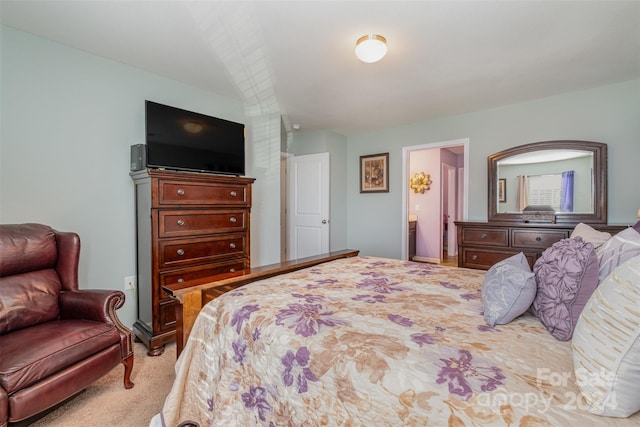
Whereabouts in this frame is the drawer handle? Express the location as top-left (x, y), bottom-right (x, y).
top-left (177, 278), bottom-right (184, 283)
top-left (230, 190), bottom-right (237, 197)
top-left (176, 249), bottom-right (185, 256)
top-left (471, 255), bottom-right (478, 261)
top-left (229, 217), bottom-right (237, 223)
top-left (177, 219), bottom-right (185, 226)
top-left (536, 236), bottom-right (542, 242)
top-left (177, 188), bottom-right (185, 196)
top-left (229, 268), bottom-right (236, 273)
top-left (229, 243), bottom-right (237, 249)
top-left (481, 233), bottom-right (487, 239)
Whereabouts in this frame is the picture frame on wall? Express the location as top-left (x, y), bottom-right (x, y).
top-left (498, 178), bottom-right (506, 203)
top-left (360, 153), bottom-right (389, 193)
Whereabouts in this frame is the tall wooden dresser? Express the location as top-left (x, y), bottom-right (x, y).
top-left (130, 169), bottom-right (255, 355)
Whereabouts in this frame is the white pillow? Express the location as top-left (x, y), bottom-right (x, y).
top-left (570, 222), bottom-right (611, 248)
top-left (596, 225), bottom-right (640, 282)
top-left (572, 255), bottom-right (640, 417)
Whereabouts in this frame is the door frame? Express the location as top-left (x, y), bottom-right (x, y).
top-left (401, 138), bottom-right (469, 261)
top-left (280, 152), bottom-right (293, 261)
top-left (442, 162), bottom-right (457, 257)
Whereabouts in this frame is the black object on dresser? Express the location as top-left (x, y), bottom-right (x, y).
top-left (130, 169), bottom-right (255, 355)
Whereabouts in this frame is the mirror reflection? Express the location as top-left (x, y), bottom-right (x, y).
top-left (488, 140), bottom-right (607, 225)
top-left (496, 150), bottom-right (594, 214)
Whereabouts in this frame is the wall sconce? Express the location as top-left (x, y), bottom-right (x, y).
top-left (410, 172), bottom-right (432, 194)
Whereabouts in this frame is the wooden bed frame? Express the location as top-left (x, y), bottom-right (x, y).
top-left (163, 249), bottom-right (360, 356)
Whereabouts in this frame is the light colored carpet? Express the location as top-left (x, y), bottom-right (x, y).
top-left (29, 342), bottom-right (176, 427)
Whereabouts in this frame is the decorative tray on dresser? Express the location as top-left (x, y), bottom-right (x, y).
top-left (455, 221), bottom-right (627, 270)
top-left (130, 169), bottom-right (255, 355)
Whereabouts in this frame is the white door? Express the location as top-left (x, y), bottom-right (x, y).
top-left (287, 153), bottom-right (330, 260)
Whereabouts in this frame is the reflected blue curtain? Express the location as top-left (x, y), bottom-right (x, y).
top-left (560, 170), bottom-right (574, 212)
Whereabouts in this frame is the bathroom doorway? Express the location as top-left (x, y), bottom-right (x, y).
top-left (401, 139), bottom-right (468, 263)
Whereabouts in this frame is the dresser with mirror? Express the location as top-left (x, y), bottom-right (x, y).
top-left (456, 140), bottom-right (627, 270)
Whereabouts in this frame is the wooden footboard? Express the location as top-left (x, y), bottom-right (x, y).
top-left (163, 249), bottom-right (359, 357)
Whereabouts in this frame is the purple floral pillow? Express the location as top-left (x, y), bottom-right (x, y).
top-left (531, 237), bottom-right (598, 341)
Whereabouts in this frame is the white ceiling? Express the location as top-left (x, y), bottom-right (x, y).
top-left (1, 0), bottom-right (639, 136)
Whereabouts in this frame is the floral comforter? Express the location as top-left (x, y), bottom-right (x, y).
top-left (152, 256), bottom-right (639, 426)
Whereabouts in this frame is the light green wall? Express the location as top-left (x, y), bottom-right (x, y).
top-left (0, 26), bottom-right (282, 327)
top-left (347, 79), bottom-right (640, 259)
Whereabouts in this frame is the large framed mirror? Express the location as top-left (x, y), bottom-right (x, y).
top-left (488, 140), bottom-right (607, 224)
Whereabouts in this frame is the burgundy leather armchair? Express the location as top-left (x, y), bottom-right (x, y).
top-left (0, 223), bottom-right (134, 426)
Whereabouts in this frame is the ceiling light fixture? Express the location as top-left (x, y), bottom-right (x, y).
top-left (355, 34), bottom-right (387, 63)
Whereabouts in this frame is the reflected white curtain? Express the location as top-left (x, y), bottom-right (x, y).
top-left (517, 175), bottom-right (529, 211)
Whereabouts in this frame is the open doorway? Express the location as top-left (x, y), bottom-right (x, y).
top-left (401, 139), bottom-right (469, 263)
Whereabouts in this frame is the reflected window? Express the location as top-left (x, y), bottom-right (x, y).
top-left (528, 174), bottom-right (561, 210)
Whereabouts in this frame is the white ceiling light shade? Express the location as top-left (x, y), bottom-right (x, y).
top-left (355, 34), bottom-right (387, 63)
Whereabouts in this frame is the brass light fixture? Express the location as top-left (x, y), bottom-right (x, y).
top-left (410, 172), bottom-right (432, 194)
top-left (355, 34), bottom-right (387, 63)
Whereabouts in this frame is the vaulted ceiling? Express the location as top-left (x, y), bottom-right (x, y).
top-left (2, 1), bottom-right (639, 135)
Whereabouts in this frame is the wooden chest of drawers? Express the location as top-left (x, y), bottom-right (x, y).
top-left (131, 169), bottom-right (254, 355)
top-left (455, 221), bottom-right (626, 270)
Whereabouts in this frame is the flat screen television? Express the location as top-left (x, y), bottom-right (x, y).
top-left (145, 100), bottom-right (245, 175)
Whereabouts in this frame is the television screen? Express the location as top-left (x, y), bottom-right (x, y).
top-left (145, 101), bottom-right (245, 175)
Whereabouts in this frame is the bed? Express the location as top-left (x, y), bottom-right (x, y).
top-left (152, 255), bottom-right (639, 426)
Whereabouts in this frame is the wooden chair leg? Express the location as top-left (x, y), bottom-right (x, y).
top-left (122, 354), bottom-right (134, 389)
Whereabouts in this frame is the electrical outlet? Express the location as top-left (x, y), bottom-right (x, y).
top-left (124, 275), bottom-right (136, 291)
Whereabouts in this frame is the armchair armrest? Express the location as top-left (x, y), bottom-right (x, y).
top-left (59, 290), bottom-right (133, 359)
top-left (59, 289), bottom-right (125, 323)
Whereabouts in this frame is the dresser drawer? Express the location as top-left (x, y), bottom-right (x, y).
top-left (159, 234), bottom-right (247, 268)
top-left (460, 228), bottom-right (508, 246)
top-left (461, 248), bottom-right (535, 270)
top-left (512, 229), bottom-right (568, 249)
top-left (159, 210), bottom-right (247, 238)
top-left (159, 259), bottom-right (247, 298)
top-left (157, 179), bottom-right (249, 207)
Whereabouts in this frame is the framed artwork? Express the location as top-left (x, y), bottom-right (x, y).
top-left (360, 153), bottom-right (389, 193)
top-left (498, 178), bottom-right (506, 203)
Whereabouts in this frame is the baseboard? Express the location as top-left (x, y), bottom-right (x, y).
top-left (412, 256), bottom-right (440, 264)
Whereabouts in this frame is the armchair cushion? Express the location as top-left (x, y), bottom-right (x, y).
top-left (0, 320), bottom-right (121, 393)
top-left (0, 270), bottom-right (61, 334)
